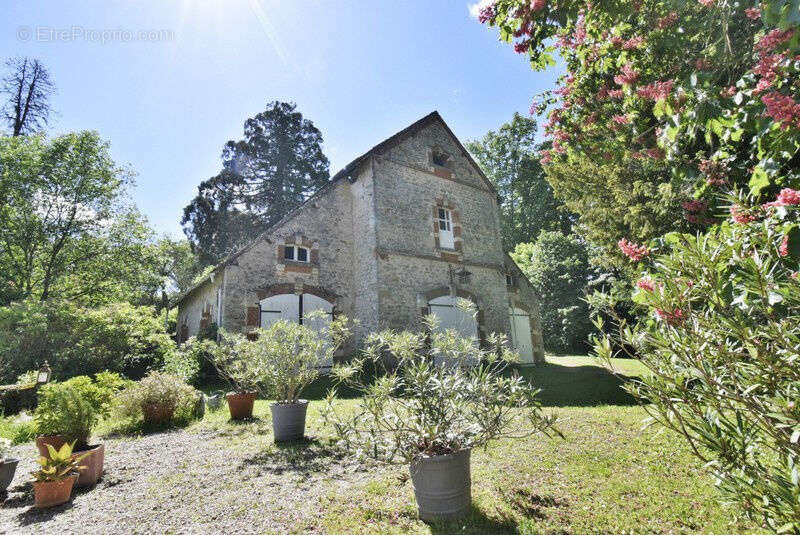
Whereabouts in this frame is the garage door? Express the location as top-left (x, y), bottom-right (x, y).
top-left (509, 307), bottom-right (534, 364)
top-left (428, 296), bottom-right (478, 340)
top-left (259, 293), bottom-right (334, 367)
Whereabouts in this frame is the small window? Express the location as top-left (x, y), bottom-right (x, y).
top-left (283, 245), bottom-right (310, 263)
top-left (432, 148), bottom-right (451, 168)
top-left (506, 274), bottom-right (515, 287)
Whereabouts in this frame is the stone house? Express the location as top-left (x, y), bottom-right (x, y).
top-left (175, 112), bottom-right (545, 364)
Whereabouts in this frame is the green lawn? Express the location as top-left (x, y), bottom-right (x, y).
top-left (0, 355), bottom-right (764, 533)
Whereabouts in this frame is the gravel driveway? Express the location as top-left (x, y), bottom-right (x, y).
top-left (0, 417), bottom-right (375, 534)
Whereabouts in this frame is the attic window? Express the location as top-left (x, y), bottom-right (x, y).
top-left (284, 245), bottom-right (309, 263)
top-left (506, 274), bottom-right (516, 288)
top-left (431, 148), bottom-right (451, 168)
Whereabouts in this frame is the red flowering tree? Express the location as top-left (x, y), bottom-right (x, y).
top-left (480, 0), bottom-right (800, 528)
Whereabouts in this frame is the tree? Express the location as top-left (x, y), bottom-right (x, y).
top-left (182, 102), bottom-right (330, 264)
top-left (0, 132), bottom-right (161, 306)
top-left (1, 57), bottom-right (55, 136)
top-left (466, 113), bottom-right (571, 249)
top-left (511, 232), bottom-right (591, 353)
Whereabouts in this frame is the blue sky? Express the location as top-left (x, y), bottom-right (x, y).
top-left (3, 1), bottom-right (562, 237)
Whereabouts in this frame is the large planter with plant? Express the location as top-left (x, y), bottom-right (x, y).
top-left (211, 312), bottom-right (349, 433)
top-left (115, 372), bottom-right (201, 429)
top-left (32, 442), bottom-right (87, 508)
top-left (225, 391), bottom-right (256, 420)
top-left (33, 373), bottom-right (125, 487)
top-left (323, 316), bottom-right (558, 522)
top-left (0, 439), bottom-right (19, 492)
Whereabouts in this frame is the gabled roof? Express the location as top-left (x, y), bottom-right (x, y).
top-left (175, 111), bottom-right (495, 306)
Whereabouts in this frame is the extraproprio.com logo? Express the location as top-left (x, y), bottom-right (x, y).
top-left (17, 26), bottom-right (174, 44)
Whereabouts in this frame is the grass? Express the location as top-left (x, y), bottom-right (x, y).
top-left (0, 355), bottom-right (765, 533)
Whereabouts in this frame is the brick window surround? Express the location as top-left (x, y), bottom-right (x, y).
top-left (276, 234), bottom-right (319, 275)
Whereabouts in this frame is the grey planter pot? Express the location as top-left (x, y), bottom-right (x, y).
top-left (0, 458), bottom-right (19, 492)
top-left (409, 449), bottom-right (471, 522)
top-left (270, 400), bottom-right (309, 442)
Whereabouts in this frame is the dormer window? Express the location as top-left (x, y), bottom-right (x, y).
top-left (431, 148), bottom-right (451, 168)
top-left (284, 245), bottom-right (309, 263)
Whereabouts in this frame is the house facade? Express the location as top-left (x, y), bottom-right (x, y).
top-left (175, 112), bottom-right (545, 364)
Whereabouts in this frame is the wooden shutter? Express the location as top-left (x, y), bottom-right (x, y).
top-left (246, 306), bottom-right (260, 327)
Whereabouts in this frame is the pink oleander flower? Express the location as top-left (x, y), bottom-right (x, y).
top-left (698, 0), bottom-right (714, 6)
top-left (657, 12), bottom-right (678, 29)
top-left (752, 53), bottom-right (785, 92)
top-left (618, 238), bottom-right (650, 261)
top-left (721, 86), bottom-right (737, 98)
top-left (699, 159), bottom-right (728, 185)
top-left (612, 114), bottom-right (631, 125)
top-left (623, 36), bottom-right (645, 49)
top-left (682, 200), bottom-right (708, 212)
top-left (531, 0), bottom-right (546, 12)
top-left (610, 36), bottom-right (624, 47)
top-left (539, 149), bottom-right (552, 164)
top-left (514, 40), bottom-right (530, 53)
top-left (780, 234), bottom-right (790, 257)
top-left (761, 92), bottom-right (800, 130)
top-left (756, 29), bottom-right (795, 53)
top-left (730, 205), bottom-right (758, 224)
top-left (636, 80), bottom-right (674, 101)
top-left (608, 89), bottom-right (624, 99)
top-left (614, 63), bottom-right (639, 86)
top-left (745, 7), bottom-right (761, 19)
top-left (637, 278), bottom-right (655, 292)
top-left (656, 308), bottom-right (686, 326)
top-left (477, 3), bottom-right (495, 23)
top-left (765, 188), bottom-right (800, 209)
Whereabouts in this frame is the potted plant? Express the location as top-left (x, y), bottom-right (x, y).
top-left (208, 337), bottom-right (263, 420)
top-left (0, 438), bottom-right (19, 492)
top-left (323, 316), bottom-right (558, 522)
top-left (114, 372), bottom-right (201, 427)
top-left (31, 442), bottom-right (87, 508)
top-left (33, 373), bottom-right (125, 487)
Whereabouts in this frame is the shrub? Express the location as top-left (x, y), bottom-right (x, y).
top-left (163, 337), bottom-right (212, 385)
top-left (512, 232), bottom-right (593, 353)
top-left (323, 317), bottom-right (558, 463)
top-left (114, 372), bottom-right (201, 428)
top-left (0, 300), bottom-right (175, 383)
top-left (33, 373), bottom-right (127, 446)
top-left (593, 199), bottom-right (800, 531)
top-left (213, 313), bottom-right (351, 402)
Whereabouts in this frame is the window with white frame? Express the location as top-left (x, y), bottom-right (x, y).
top-left (437, 207), bottom-right (455, 249)
top-left (284, 245), bottom-right (310, 263)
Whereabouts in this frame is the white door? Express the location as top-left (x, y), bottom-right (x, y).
top-left (302, 294), bottom-right (334, 368)
top-left (437, 208), bottom-right (455, 249)
top-left (429, 296), bottom-right (478, 340)
top-left (259, 293), bottom-right (335, 368)
top-left (509, 307), bottom-right (534, 364)
top-left (260, 294), bottom-right (299, 328)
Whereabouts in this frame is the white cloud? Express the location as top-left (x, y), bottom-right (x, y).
top-left (467, 0), bottom-right (494, 19)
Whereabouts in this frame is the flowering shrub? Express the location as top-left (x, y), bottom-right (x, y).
top-left (593, 193), bottom-right (800, 530)
top-left (114, 372), bottom-right (201, 428)
top-left (322, 316), bottom-right (558, 463)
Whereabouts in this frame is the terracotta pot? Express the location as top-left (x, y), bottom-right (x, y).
top-left (226, 392), bottom-right (256, 420)
top-left (0, 458), bottom-right (19, 492)
top-left (72, 444), bottom-right (104, 487)
top-left (33, 474), bottom-right (77, 508)
top-left (142, 403), bottom-right (175, 426)
top-left (35, 435), bottom-right (68, 458)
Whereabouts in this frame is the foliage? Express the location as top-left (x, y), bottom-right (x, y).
top-left (182, 101), bottom-right (330, 264)
top-left (163, 337), bottom-right (216, 385)
top-left (0, 132), bottom-right (161, 306)
top-left (31, 442), bottom-right (87, 483)
top-left (466, 113), bottom-right (572, 248)
top-left (1, 57), bottom-right (55, 136)
top-left (512, 232), bottom-right (592, 353)
top-left (213, 313), bottom-right (351, 402)
top-left (0, 299), bottom-right (176, 384)
top-left (322, 317), bottom-right (558, 464)
top-left (15, 370), bottom-right (36, 386)
top-left (113, 372), bottom-right (201, 427)
top-left (0, 437), bottom-right (10, 460)
top-left (592, 196), bottom-right (800, 532)
top-left (33, 373), bottom-right (126, 445)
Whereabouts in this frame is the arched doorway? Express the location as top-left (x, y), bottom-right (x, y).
top-left (259, 293), bottom-right (335, 367)
top-left (428, 295), bottom-right (478, 341)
